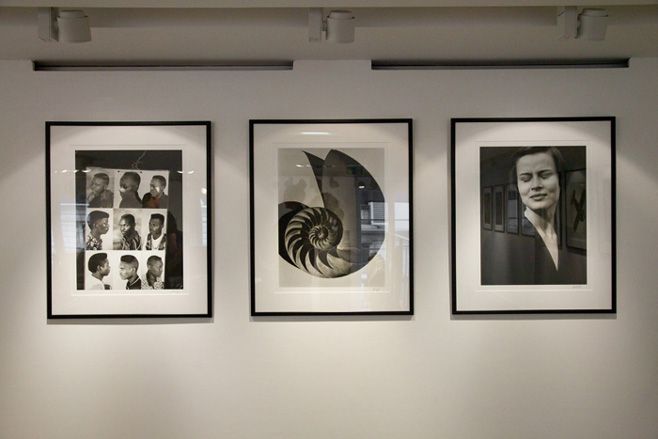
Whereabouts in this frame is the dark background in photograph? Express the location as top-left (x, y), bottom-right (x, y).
top-left (482, 187), bottom-right (492, 230)
top-left (480, 146), bottom-right (586, 285)
top-left (75, 150), bottom-right (183, 289)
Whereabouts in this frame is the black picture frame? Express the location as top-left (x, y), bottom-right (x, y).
top-left (451, 117), bottom-right (616, 314)
top-left (250, 119), bottom-right (413, 316)
top-left (46, 121), bottom-right (212, 318)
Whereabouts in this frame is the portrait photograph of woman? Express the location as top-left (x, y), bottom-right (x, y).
top-left (479, 145), bottom-right (587, 285)
top-left (452, 117), bottom-right (614, 314)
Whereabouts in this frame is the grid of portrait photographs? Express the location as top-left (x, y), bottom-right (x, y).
top-left (76, 151), bottom-right (183, 293)
top-left (48, 122), bottom-right (211, 318)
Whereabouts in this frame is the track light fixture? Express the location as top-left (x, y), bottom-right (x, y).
top-left (558, 6), bottom-right (608, 41)
top-left (308, 9), bottom-right (355, 44)
top-left (38, 7), bottom-right (91, 43)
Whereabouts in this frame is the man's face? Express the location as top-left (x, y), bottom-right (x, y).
top-left (149, 218), bottom-right (163, 236)
top-left (90, 177), bottom-right (107, 196)
top-left (119, 218), bottom-right (133, 236)
top-left (148, 260), bottom-right (163, 278)
top-left (119, 262), bottom-right (135, 280)
top-left (119, 177), bottom-right (128, 194)
top-left (120, 176), bottom-right (136, 194)
top-left (149, 178), bottom-right (165, 197)
top-left (99, 259), bottom-right (110, 277)
top-left (93, 218), bottom-right (109, 235)
top-left (516, 151), bottom-right (560, 213)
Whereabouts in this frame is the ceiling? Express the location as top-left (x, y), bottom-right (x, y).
top-left (0, 1), bottom-right (656, 65)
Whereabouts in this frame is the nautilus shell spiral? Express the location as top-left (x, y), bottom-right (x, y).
top-left (279, 149), bottom-right (385, 278)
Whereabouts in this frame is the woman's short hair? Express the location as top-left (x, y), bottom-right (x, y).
top-left (510, 146), bottom-right (564, 183)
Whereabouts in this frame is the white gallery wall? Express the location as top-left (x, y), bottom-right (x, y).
top-left (0, 58), bottom-right (657, 439)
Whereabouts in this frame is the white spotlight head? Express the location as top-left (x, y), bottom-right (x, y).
top-left (578, 8), bottom-right (608, 41)
top-left (326, 10), bottom-right (355, 44)
top-left (38, 8), bottom-right (91, 43)
top-left (308, 8), bottom-right (323, 42)
top-left (557, 6), bottom-right (578, 39)
top-left (57, 10), bottom-right (91, 43)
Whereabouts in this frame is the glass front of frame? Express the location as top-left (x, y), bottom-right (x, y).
top-left (47, 122), bottom-right (211, 318)
top-left (451, 118), bottom-right (615, 314)
top-left (250, 120), bottom-right (413, 315)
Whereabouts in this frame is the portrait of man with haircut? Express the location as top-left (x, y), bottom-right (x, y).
top-left (143, 255), bottom-right (165, 289)
top-left (118, 171), bottom-right (142, 208)
top-left (145, 213), bottom-right (166, 250)
top-left (118, 213), bottom-right (142, 250)
top-left (142, 175), bottom-right (169, 209)
top-left (86, 252), bottom-right (111, 290)
top-left (119, 255), bottom-right (141, 290)
top-left (87, 172), bottom-right (114, 208)
top-left (86, 210), bottom-right (110, 250)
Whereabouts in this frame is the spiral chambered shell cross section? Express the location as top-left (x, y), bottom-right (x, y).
top-left (284, 207), bottom-right (344, 276)
top-left (278, 149), bottom-right (385, 278)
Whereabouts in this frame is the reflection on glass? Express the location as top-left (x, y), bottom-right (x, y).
top-left (200, 199), bottom-right (207, 247)
top-left (60, 202), bottom-right (85, 252)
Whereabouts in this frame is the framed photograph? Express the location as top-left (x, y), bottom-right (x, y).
top-left (493, 185), bottom-right (505, 232)
top-left (451, 117), bottom-right (615, 314)
top-left (565, 169), bottom-right (587, 250)
top-left (47, 121), bottom-right (212, 318)
top-left (505, 183), bottom-right (519, 234)
top-left (482, 187), bottom-right (493, 230)
top-left (250, 119), bottom-right (413, 315)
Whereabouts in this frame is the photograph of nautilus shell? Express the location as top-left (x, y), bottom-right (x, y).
top-left (250, 119), bottom-right (412, 315)
top-left (278, 148), bottom-right (386, 285)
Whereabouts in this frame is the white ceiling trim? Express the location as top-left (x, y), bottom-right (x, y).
top-left (0, 0), bottom-right (656, 7)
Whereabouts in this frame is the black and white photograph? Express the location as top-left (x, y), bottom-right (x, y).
top-left (143, 211), bottom-right (168, 251)
top-left (99, 251), bottom-right (166, 291)
top-left (79, 153), bottom-right (180, 290)
top-left (480, 146), bottom-right (585, 285)
top-left (112, 208), bottom-right (144, 250)
top-left (140, 252), bottom-right (167, 290)
top-left (76, 156), bottom-right (180, 294)
top-left (451, 117), bottom-right (615, 314)
top-left (113, 169), bottom-right (170, 209)
top-left (277, 148), bottom-right (386, 286)
top-left (84, 251), bottom-right (112, 290)
top-left (85, 169), bottom-right (115, 208)
top-left (85, 208), bottom-right (113, 250)
top-left (47, 122), bottom-right (211, 318)
top-left (251, 119), bottom-right (413, 315)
